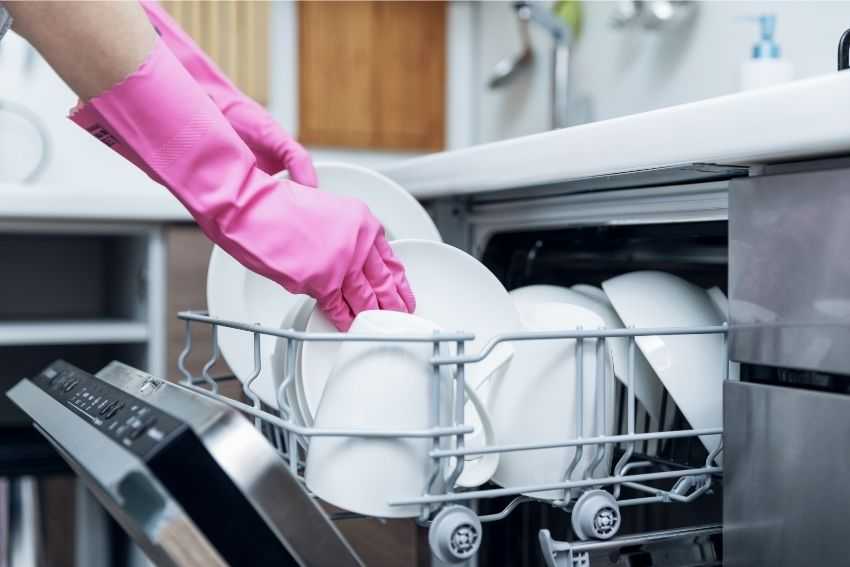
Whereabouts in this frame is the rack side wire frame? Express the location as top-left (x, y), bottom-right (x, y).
top-left (173, 309), bottom-right (726, 564)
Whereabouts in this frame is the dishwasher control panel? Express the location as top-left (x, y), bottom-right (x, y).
top-left (31, 360), bottom-right (186, 459)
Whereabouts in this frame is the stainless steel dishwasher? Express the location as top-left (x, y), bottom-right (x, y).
top-left (8, 156), bottom-right (850, 566)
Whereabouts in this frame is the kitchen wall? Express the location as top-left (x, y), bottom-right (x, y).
top-left (477, 0), bottom-right (850, 143)
top-left (0, 32), bottom-right (157, 192)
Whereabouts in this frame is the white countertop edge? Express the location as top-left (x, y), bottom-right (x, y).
top-left (5, 72), bottom-right (849, 221)
top-left (382, 72), bottom-right (850, 198)
top-left (0, 183), bottom-right (192, 222)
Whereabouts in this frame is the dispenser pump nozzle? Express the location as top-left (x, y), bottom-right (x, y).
top-left (753, 14), bottom-right (781, 59)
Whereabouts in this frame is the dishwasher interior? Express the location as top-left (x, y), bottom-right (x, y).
top-left (473, 219), bottom-right (727, 567)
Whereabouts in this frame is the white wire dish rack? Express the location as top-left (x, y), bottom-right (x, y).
top-left (174, 310), bottom-right (727, 567)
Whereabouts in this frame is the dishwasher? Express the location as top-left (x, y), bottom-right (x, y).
top-left (6, 161), bottom-right (850, 565)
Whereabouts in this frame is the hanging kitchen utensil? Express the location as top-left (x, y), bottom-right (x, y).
top-left (488, 3), bottom-right (534, 89)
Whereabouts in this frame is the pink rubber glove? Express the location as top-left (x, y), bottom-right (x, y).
top-left (70, 38), bottom-right (414, 331)
top-left (139, 0), bottom-right (317, 187)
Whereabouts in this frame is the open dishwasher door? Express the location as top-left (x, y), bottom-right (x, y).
top-left (7, 360), bottom-right (364, 567)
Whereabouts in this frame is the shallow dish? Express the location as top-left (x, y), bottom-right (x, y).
top-left (489, 302), bottom-right (615, 501)
top-left (570, 284), bottom-right (610, 305)
top-left (510, 285), bottom-right (667, 426)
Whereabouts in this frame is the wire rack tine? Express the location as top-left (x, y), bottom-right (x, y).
top-left (243, 332), bottom-right (263, 430)
top-left (199, 324), bottom-right (220, 393)
top-left (586, 336), bottom-right (608, 480)
top-left (613, 334), bottom-right (638, 498)
top-left (560, 331), bottom-right (584, 503)
top-left (444, 341), bottom-right (466, 491)
top-left (177, 318), bottom-right (194, 383)
top-left (422, 336), bottom-right (444, 523)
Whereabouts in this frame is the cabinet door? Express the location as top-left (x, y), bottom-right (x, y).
top-left (298, 1), bottom-right (446, 151)
top-left (161, 1), bottom-right (269, 104)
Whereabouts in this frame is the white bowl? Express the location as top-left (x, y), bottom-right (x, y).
top-left (206, 162), bottom-right (442, 407)
top-left (602, 271), bottom-right (725, 456)
top-left (305, 311), bottom-right (502, 517)
top-left (300, 239), bottom-right (520, 487)
top-left (300, 239), bottom-right (521, 421)
top-left (489, 302), bottom-right (615, 501)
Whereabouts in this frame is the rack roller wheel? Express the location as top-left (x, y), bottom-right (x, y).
top-left (428, 505), bottom-right (482, 563)
top-left (571, 490), bottom-right (620, 541)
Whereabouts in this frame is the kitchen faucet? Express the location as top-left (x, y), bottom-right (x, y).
top-left (488, 1), bottom-right (574, 130)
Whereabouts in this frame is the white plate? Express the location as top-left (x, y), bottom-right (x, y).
top-left (489, 302), bottom-right (615, 500)
top-left (272, 296), bottom-right (316, 427)
top-left (510, 285), bottom-right (666, 426)
top-left (570, 284), bottom-right (610, 305)
top-left (206, 162), bottom-right (442, 407)
top-left (301, 239), bottom-right (521, 422)
top-left (602, 271), bottom-right (724, 456)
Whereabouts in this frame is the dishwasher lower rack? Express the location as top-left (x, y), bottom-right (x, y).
top-left (174, 310), bottom-right (726, 567)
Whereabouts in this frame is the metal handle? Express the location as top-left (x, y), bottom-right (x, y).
top-left (839, 28), bottom-right (850, 71)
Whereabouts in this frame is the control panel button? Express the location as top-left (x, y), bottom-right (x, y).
top-left (147, 427), bottom-right (165, 442)
top-left (129, 417), bottom-right (157, 440)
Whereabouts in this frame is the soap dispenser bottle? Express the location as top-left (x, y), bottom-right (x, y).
top-left (740, 14), bottom-right (794, 91)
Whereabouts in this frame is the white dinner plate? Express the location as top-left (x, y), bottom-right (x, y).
top-left (206, 162), bottom-right (442, 407)
top-left (489, 302), bottom-right (615, 500)
top-left (272, 296), bottom-right (316, 427)
top-left (510, 285), bottom-right (667, 426)
top-left (570, 284), bottom-right (611, 305)
top-left (602, 271), bottom-right (725, 457)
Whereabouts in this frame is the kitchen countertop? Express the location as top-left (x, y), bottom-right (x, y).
top-left (3, 71), bottom-right (849, 221)
top-left (383, 71), bottom-right (850, 198)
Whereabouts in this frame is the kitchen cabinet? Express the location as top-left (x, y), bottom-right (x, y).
top-left (0, 219), bottom-right (168, 567)
top-left (161, 0), bottom-right (270, 105)
top-left (298, 1), bottom-right (446, 151)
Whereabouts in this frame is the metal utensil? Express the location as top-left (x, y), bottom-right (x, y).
top-left (488, 4), bottom-right (533, 89)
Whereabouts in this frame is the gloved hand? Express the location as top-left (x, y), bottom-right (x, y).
top-left (70, 38), bottom-right (414, 330)
top-left (139, 0), bottom-right (317, 187)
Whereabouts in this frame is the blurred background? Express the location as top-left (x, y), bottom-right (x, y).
top-left (3, 1), bottom-right (850, 188)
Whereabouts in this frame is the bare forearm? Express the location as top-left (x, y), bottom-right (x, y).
top-left (6, 1), bottom-right (156, 101)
